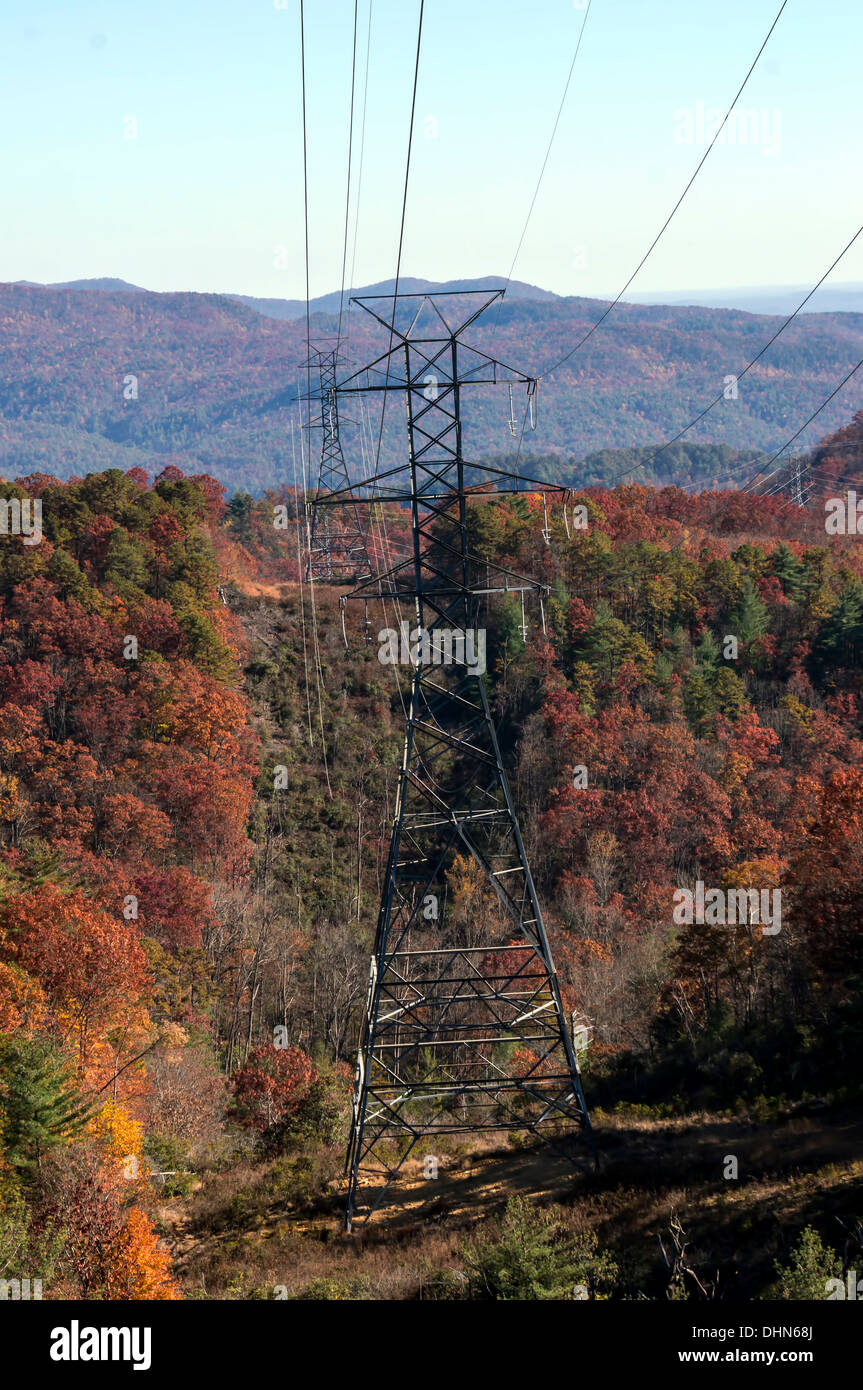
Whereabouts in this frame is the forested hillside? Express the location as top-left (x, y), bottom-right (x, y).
top-left (1, 415), bottom-right (862, 1298)
top-left (2, 280), bottom-right (863, 492)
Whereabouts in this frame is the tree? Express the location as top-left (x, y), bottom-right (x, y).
top-left (462, 1197), bottom-right (617, 1300)
top-left (730, 576), bottom-right (770, 651)
top-left (231, 1044), bottom-right (317, 1134)
top-left (773, 1227), bottom-right (840, 1300)
top-left (791, 768), bottom-right (863, 980)
top-left (714, 667), bottom-right (746, 720)
top-left (0, 1036), bottom-right (93, 1178)
top-left (2, 884), bottom-right (151, 1071)
top-left (771, 542), bottom-right (805, 601)
top-left (43, 1138), bottom-right (179, 1300)
top-left (813, 577), bottom-right (863, 672)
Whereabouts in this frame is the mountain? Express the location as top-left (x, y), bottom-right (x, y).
top-left (628, 281), bottom-right (863, 316)
top-left (228, 275), bottom-right (560, 321)
top-left (17, 273), bottom-right (863, 318)
top-left (12, 276), bottom-right (148, 294)
top-left (14, 274), bottom-right (557, 322)
top-left (1, 279), bottom-right (862, 494)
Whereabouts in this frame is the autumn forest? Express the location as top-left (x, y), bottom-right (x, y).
top-left (1, 407), bottom-right (862, 1302)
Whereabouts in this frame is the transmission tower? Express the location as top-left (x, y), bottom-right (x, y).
top-left (791, 453), bottom-right (805, 507)
top-left (321, 290), bottom-right (595, 1230)
top-left (304, 346), bottom-right (372, 582)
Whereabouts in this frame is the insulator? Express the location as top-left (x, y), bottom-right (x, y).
top-left (519, 590), bottom-right (529, 641)
top-left (527, 379), bottom-right (538, 430)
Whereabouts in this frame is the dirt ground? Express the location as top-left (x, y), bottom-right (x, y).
top-left (156, 1102), bottom-right (863, 1298)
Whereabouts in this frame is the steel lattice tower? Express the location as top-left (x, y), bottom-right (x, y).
top-left (320, 290), bottom-right (595, 1230)
top-left (791, 454), bottom-right (805, 507)
top-left (304, 346), bottom-right (372, 582)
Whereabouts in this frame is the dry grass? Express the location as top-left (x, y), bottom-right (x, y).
top-left (159, 1103), bottom-right (863, 1300)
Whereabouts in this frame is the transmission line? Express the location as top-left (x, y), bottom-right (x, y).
top-left (371, 0), bottom-right (425, 477)
top-left (497, 0), bottom-right (594, 312)
top-left (533, 0), bottom-right (789, 382)
top-left (336, 0), bottom-right (360, 351)
top-left (736, 353), bottom-right (863, 496)
top-left (299, 0), bottom-right (333, 797)
top-left (553, 217), bottom-right (863, 494)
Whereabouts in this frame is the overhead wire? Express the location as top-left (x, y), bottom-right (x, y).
top-left (529, 216), bottom-right (863, 497)
top-left (508, 0), bottom-right (792, 481)
top-left (344, 0), bottom-right (374, 372)
top-left (370, 0), bottom-right (425, 479)
top-left (336, 0), bottom-right (360, 354)
top-left (488, 0), bottom-right (593, 351)
top-left (737, 353), bottom-right (863, 496)
top-left (531, 0), bottom-right (789, 383)
top-left (299, 0), bottom-right (333, 797)
top-left (289, 418), bottom-right (315, 747)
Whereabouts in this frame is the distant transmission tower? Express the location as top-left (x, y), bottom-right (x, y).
top-left (321, 290), bottom-right (595, 1230)
top-left (791, 453), bottom-right (805, 507)
top-left (304, 346), bottom-right (372, 582)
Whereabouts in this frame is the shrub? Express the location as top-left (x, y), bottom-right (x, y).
top-left (772, 1227), bottom-right (841, 1300)
top-left (461, 1197), bottom-right (617, 1300)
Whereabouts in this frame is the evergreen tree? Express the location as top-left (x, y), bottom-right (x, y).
top-left (731, 576), bottom-right (769, 647)
top-left (684, 670), bottom-right (715, 734)
top-left (813, 577), bottom-right (863, 670)
top-left (771, 542), bottom-right (804, 601)
top-left (693, 628), bottom-right (720, 671)
top-left (714, 667), bottom-right (747, 719)
top-left (0, 1037), bottom-right (94, 1180)
top-left (773, 1227), bottom-right (840, 1300)
top-left (462, 1197), bottom-right (617, 1300)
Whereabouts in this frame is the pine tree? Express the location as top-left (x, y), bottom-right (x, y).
top-left (814, 577), bottom-right (863, 670)
top-left (731, 576), bottom-right (769, 648)
top-left (0, 1037), bottom-right (94, 1179)
top-left (693, 628), bottom-right (720, 671)
top-left (771, 543), bottom-right (804, 601)
top-left (683, 670), bottom-right (715, 734)
top-left (714, 667), bottom-right (747, 719)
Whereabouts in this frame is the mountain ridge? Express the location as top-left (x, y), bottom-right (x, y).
top-left (13, 274), bottom-right (863, 318)
top-left (1, 279), bottom-right (861, 493)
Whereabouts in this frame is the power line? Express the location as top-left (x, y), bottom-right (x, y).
top-left (336, 1), bottom-right (360, 350)
top-left (738, 354), bottom-right (863, 495)
top-left (344, 0), bottom-right (374, 371)
top-left (289, 419), bottom-right (315, 747)
top-left (498, 0), bottom-right (593, 306)
top-left (552, 217), bottom-right (863, 493)
top-left (299, 0), bottom-right (333, 798)
top-left (371, 0), bottom-right (425, 476)
top-left (298, 386), bottom-right (334, 797)
top-left (533, 0), bottom-right (789, 382)
top-left (656, 353), bottom-right (863, 507)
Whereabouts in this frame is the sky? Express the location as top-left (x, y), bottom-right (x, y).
top-left (2, 0), bottom-right (862, 301)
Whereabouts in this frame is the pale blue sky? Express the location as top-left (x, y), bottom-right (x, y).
top-left (2, 0), bottom-right (861, 300)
